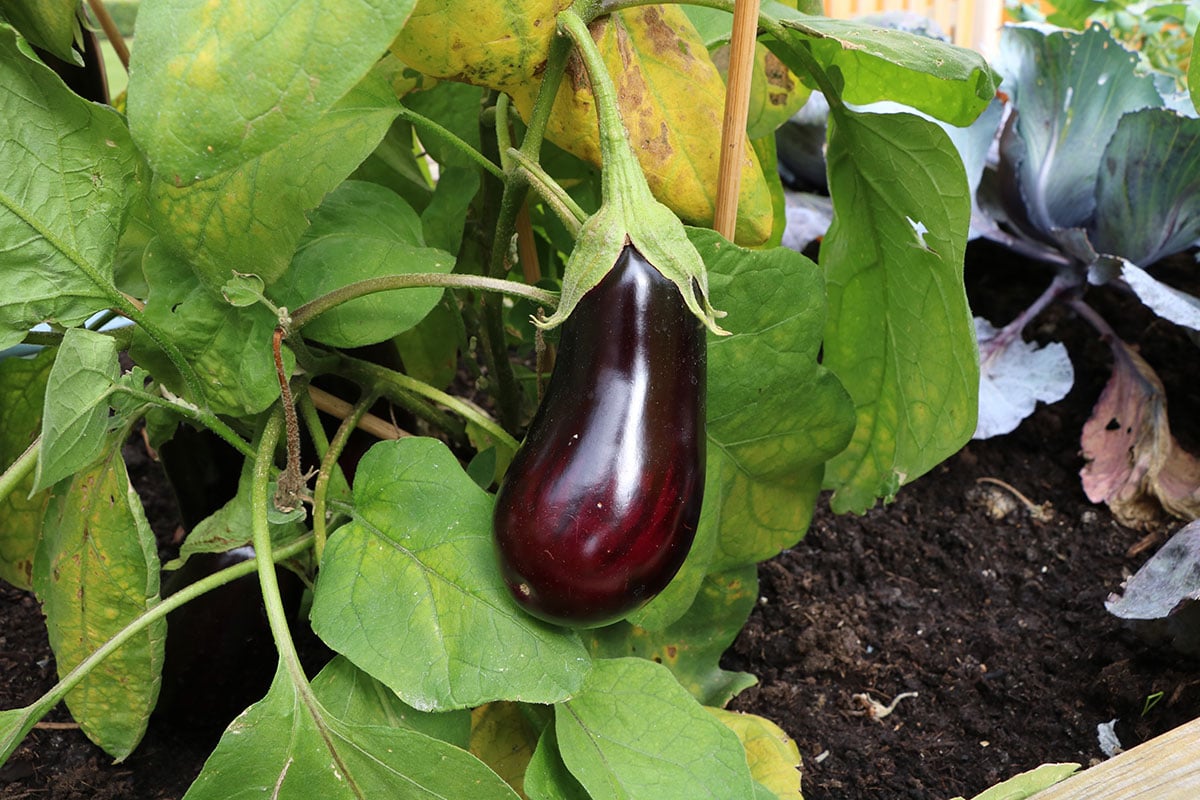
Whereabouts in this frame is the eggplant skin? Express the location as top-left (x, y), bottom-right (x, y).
top-left (493, 245), bottom-right (706, 627)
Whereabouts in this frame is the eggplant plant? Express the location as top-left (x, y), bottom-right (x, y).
top-left (0, 0), bottom-right (996, 797)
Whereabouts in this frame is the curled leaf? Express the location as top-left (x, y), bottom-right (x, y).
top-left (1080, 336), bottom-right (1200, 527)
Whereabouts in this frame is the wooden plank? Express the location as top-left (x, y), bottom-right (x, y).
top-left (1033, 717), bottom-right (1200, 800)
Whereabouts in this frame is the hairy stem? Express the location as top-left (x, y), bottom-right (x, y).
top-left (312, 390), bottom-right (380, 562)
top-left (0, 438), bottom-right (39, 507)
top-left (397, 104), bottom-right (504, 180)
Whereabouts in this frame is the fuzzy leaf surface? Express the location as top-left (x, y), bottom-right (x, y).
top-left (310, 438), bottom-right (589, 711)
top-left (34, 448), bottom-right (164, 760)
top-left (555, 657), bottom-right (756, 800)
top-left (820, 108), bottom-right (977, 513)
top-left (0, 347), bottom-right (54, 588)
top-left (127, 0), bottom-right (414, 181)
top-left (269, 181), bottom-right (454, 347)
top-left (182, 662), bottom-right (520, 800)
top-left (0, 25), bottom-right (140, 349)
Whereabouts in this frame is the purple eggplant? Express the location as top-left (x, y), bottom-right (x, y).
top-left (492, 245), bottom-right (706, 627)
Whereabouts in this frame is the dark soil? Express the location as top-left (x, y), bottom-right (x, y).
top-left (3, 241), bottom-right (1200, 799)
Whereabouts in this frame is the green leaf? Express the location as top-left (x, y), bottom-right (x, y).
top-left (311, 656), bottom-right (471, 748)
top-left (590, 567), bottom-right (759, 707)
top-left (525, 726), bottom-right (592, 800)
top-left (393, 294), bottom-right (465, 391)
top-left (0, 704), bottom-right (49, 768)
top-left (269, 181), bottom-right (454, 348)
top-left (1190, 22), bottom-right (1200, 114)
top-left (0, 24), bottom-right (140, 349)
top-left (764, 8), bottom-right (998, 126)
top-left (555, 657), bottom-right (757, 800)
top-left (182, 663), bottom-right (521, 800)
top-left (0, 347), bottom-right (55, 589)
top-left (126, 0), bottom-right (416, 181)
top-left (707, 709), bottom-right (803, 799)
top-left (469, 701), bottom-right (540, 794)
top-left (820, 108), bottom-right (978, 514)
top-left (130, 240), bottom-right (292, 417)
top-left (33, 328), bottom-right (119, 492)
top-left (403, 82), bottom-right (487, 170)
top-left (953, 762), bottom-right (1080, 800)
top-left (310, 438), bottom-right (590, 711)
top-left (147, 62), bottom-right (401, 292)
top-left (1, 0), bottom-right (80, 62)
top-left (34, 447), bottom-right (164, 760)
top-left (422, 165), bottom-right (481, 254)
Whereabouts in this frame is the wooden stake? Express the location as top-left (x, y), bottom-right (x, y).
top-left (713, 0), bottom-right (762, 241)
top-left (87, 0), bottom-right (130, 71)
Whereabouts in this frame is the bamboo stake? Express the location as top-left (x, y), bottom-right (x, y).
top-left (713, 0), bottom-right (761, 240)
top-left (86, 0), bottom-right (129, 70)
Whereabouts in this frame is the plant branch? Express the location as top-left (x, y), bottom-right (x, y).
top-left (397, 104), bottom-right (504, 180)
top-left (336, 355), bottom-right (519, 454)
top-left (507, 148), bottom-right (587, 233)
top-left (980, 271), bottom-right (1080, 369)
top-left (0, 438), bottom-right (39, 506)
top-left (287, 273), bottom-right (558, 332)
top-left (312, 389), bottom-right (380, 562)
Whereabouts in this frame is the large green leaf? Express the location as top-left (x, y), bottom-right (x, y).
top-left (129, 240), bottom-right (292, 417)
top-left (995, 23), bottom-right (1162, 234)
top-left (33, 328), bottom-right (119, 492)
top-left (589, 567), bottom-right (758, 707)
top-left (127, 0), bottom-right (415, 181)
top-left (821, 108), bottom-right (978, 513)
top-left (0, 347), bottom-right (55, 589)
top-left (525, 726), bottom-right (592, 800)
top-left (33, 447), bottom-right (164, 760)
top-left (147, 62), bottom-right (401, 292)
top-left (555, 657), bottom-right (757, 800)
top-left (0, 0), bottom-right (79, 62)
top-left (182, 663), bottom-right (521, 800)
top-left (635, 230), bottom-right (853, 626)
top-left (309, 438), bottom-right (590, 711)
top-left (269, 181), bottom-right (454, 348)
top-left (763, 6), bottom-right (997, 126)
top-left (310, 656), bottom-right (471, 749)
top-left (0, 24), bottom-right (140, 350)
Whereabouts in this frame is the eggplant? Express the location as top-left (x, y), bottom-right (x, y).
top-left (492, 245), bottom-right (706, 627)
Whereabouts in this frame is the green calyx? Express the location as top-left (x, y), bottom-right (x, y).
top-left (538, 9), bottom-right (728, 336)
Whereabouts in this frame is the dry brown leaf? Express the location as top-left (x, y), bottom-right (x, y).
top-left (1079, 337), bottom-right (1200, 528)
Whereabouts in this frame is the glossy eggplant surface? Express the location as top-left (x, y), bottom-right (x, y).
top-left (493, 245), bottom-right (706, 626)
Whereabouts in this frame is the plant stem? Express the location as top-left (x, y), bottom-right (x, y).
top-left (0, 532), bottom-right (314, 765)
top-left (337, 355), bottom-right (520, 454)
top-left (108, 385), bottom-right (257, 460)
top-left (980, 272), bottom-right (1079, 369)
top-left (506, 148), bottom-right (587, 233)
top-left (272, 327), bottom-right (310, 513)
top-left (0, 438), bottom-right (39, 506)
top-left (397, 104), bottom-right (504, 181)
top-left (288, 273), bottom-right (558, 332)
top-left (312, 390), bottom-right (379, 562)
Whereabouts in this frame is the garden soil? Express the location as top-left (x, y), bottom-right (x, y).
top-left (3, 241), bottom-right (1199, 799)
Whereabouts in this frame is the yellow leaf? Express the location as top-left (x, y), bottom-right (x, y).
top-left (392, 2), bottom-right (775, 245)
top-left (708, 708), bottom-right (803, 798)
top-left (470, 701), bottom-right (540, 799)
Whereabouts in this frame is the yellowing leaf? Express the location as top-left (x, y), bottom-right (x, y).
top-left (391, 2), bottom-right (774, 245)
top-left (0, 348), bottom-right (55, 589)
top-left (470, 702), bottom-right (540, 798)
top-left (707, 708), bottom-right (803, 799)
top-left (391, 0), bottom-right (570, 91)
top-left (33, 447), bottom-right (164, 760)
top-left (511, 7), bottom-right (774, 245)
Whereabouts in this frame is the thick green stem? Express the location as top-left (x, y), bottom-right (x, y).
top-left (251, 412), bottom-right (309, 684)
top-left (288, 273), bottom-right (558, 333)
top-left (507, 148), bottom-right (587, 233)
top-left (110, 385), bottom-right (257, 460)
top-left (0, 438), bottom-right (38, 505)
top-left (0, 533), bottom-right (314, 765)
